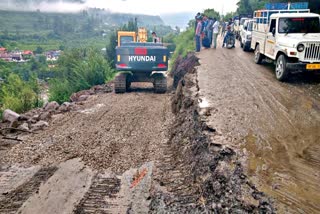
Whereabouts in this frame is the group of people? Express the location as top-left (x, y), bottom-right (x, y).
top-left (195, 13), bottom-right (235, 52)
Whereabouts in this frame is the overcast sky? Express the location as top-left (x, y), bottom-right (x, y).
top-left (1, 0), bottom-right (239, 15)
top-left (84, 0), bottom-right (239, 15)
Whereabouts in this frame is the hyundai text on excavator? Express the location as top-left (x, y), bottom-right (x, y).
top-left (114, 27), bottom-right (169, 93)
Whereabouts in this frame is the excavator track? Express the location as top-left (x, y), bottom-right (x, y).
top-left (114, 73), bottom-right (127, 93)
top-left (154, 75), bottom-right (167, 93)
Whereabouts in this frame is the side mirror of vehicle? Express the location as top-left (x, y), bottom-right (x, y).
top-left (272, 28), bottom-right (276, 36)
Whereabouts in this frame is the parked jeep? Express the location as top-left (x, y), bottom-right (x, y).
top-left (240, 19), bottom-right (254, 51)
top-left (251, 5), bottom-right (320, 81)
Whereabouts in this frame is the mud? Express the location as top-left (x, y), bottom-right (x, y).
top-left (197, 40), bottom-right (320, 213)
top-left (0, 52), bottom-right (277, 213)
top-left (148, 61), bottom-right (274, 213)
top-left (0, 166), bottom-right (57, 213)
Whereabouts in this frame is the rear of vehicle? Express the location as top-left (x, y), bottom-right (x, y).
top-left (116, 42), bottom-right (168, 73)
top-left (115, 42), bottom-right (169, 93)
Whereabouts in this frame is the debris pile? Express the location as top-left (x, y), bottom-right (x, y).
top-left (170, 54), bottom-right (200, 88)
top-left (150, 54), bottom-right (275, 213)
top-left (0, 84), bottom-right (112, 137)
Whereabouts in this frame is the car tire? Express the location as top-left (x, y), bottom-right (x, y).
top-left (275, 54), bottom-right (289, 81)
top-left (243, 42), bottom-right (249, 52)
top-left (254, 44), bottom-right (264, 64)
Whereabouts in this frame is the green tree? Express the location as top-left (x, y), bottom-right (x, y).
top-left (49, 48), bottom-right (115, 103)
top-left (35, 46), bottom-right (44, 54)
top-left (204, 8), bottom-right (221, 20)
top-left (236, 0), bottom-right (253, 14)
top-left (105, 31), bottom-right (117, 68)
top-left (0, 73), bottom-right (39, 113)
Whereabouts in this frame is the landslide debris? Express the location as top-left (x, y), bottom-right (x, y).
top-left (0, 54), bottom-right (275, 213)
top-left (150, 54), bottom-right (275, 213)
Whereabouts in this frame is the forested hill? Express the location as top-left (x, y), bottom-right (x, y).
top-left (0, 9), bottom-right (164, 34)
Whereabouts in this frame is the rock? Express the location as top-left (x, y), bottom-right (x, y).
top-left (70, 90), bottom-right (92, 102)
top-left (44, 101), bottom-right (60, 111)
top-left (59, 102), bottom-right (72, 112)
top-left (18, 123), bottom-right (30, 132)
top-left (78, 95), bottom-right (89, 102)
top-left (18, 115), bottom-right (30, 121)
top-left (91, 85), bottom-right (104, 92)
top-left (3, 109), bottom-right (20, 123)
top-left (39, 112), bottom-right (51, 121)
top-left (32, 114), bottom-right (40, 121)
top-left (31, 120), bottom-right (49, 131)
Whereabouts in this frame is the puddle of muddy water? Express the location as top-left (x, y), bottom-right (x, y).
top-left (243, 132), bottom-right (320, 213)
top-left (199, 97), bottom-right (210, 108)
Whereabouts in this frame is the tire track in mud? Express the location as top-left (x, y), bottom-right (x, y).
top-left (0, 166), bottom-right (57, 214)
top-left (74, 175), bottom-right (121, 214)
top-left (0, 76), bottom-right (274, 213)
top-left (198, 43), bottom-right (320, 213)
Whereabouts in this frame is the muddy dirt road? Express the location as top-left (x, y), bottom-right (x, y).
top-left (197, 41), bottom-right (320, 213)
top-left (0, 79), bottom-right (273, 213)
top-left (0, 84), bottom-right (178, 213)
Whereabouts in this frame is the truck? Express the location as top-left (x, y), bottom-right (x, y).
top-left (234, 14), bottom-right (253, 40)
top-left (239, 19), bottom-right (254, 51)
top-left (114, 29), bottom-right (169, 93)
top-left (251, 2), bottom-right (320, 81)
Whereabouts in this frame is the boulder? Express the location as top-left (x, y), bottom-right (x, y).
top-left (45, 101), bottom-right (60, 111)
top-left (59, 102), bottom-right (72, 112)
top-left (78, 95), bottom-right (89, 102)
top-left (70, 90), bottom-right (92, 102)
top-left (31, 120), bottom-right (49, 131)
top-left (18, 123), bottom-right (30, 132)
top-left (3, 109), bottom-right (20, 123)
top-left (44, 101), bottom-right (60, 111)
top-left (32, 114), bottom-right (40, 121)
top-left (39, 112), bottom-right (51, 121)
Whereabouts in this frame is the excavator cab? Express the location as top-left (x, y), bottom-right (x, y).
top-left (117, 28), bottom-right (148, 47)
top-left (117, 31), bottom-right (136, 47)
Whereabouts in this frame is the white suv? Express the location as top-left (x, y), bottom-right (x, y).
top-left (251, 12), bottom-right (320, 81)
top-left (240, 19), bottom-right (254, 51)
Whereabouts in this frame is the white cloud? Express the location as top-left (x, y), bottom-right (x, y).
top-left (84, 0), bottom-right (238, 15)
top-left (0, 0), bottom-right (238, 15)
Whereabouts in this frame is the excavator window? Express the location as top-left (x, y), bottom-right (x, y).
top-left (120, 36), bottom-right (134, 46)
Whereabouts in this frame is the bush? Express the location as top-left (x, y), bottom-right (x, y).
top-left (170, 27), bottom-right (195, 71)
top-left (0, 73), bottom-right (39, 113)
top-left (48, 48), bottom-right (115, 104)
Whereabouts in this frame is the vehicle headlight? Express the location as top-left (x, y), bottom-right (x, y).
top-left (297, 44), bottom-right (305, 52)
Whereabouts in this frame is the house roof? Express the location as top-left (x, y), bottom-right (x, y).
top-left (23, 50), bottom-right (33, 55)
top-left (0, 47), bottom-right (6, 51)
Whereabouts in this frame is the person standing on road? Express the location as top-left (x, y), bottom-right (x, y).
top-left (212, 18), bottom-right (220, 49)
top-left (221, 21), bottom-right (226, 36)
top-left (206, 17), bottom-right (214, 46)
top-left (201, 15), bottom-right (209, 37)
top-left (195, 16), bottom-right (202, 52)
top-left (194, 12), bottom-right (201, 32)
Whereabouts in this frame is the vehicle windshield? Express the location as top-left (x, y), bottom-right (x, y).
top-left (278, 17), bottom-right (320, 34)
top-left (120, 36), bottom-right (134, 45)
top-left (240, 19), bottom-right (248, 25)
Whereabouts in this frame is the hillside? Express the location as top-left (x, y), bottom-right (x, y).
top-left (0, 9), bottom-right (169, 50)
top-left (161, 12), bottom-right (195, 30)
top-left (0, 9), bottom-right (164, 34)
